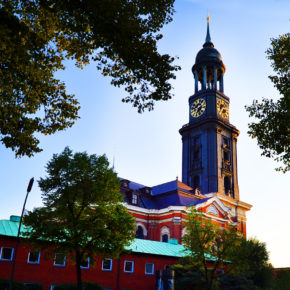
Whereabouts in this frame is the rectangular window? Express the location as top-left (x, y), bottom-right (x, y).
top-left (54, 253), bottom-right (66, 267)
top-left (132, 194), bottom-right (137, 205)
top-left (28, 251), bottom-right (40, 264)
top-left (102, 258), bottom-right (112, 271)
top-left (145, 263), bottom-right (154, 275)
top-left (124, 260), bottom-right (134, 273)
top-left (80, 257), bottom-right (90, 269)
top-left (0, 247), bottom-right (14, 261)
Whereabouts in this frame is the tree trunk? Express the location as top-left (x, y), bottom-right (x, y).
top-left (75, 249), bottom-right (83, 290)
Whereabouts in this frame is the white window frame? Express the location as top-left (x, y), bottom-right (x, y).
top-left (136, 223), bottom-right (147, 237)
top-left (27, 250), bottom-right (40, 264)
top-left (102, 258), bottom-right (112, 271)
top-left (124, 260), bottom-right (134, 273)
top-left (54, 253), bottom-right (66, 267)
top-left (0, 247), bottom-right (14, 261)
top-left (132, 194), bottom-right (138, 205)
top-left (145, 263), bottom-right (154, 275)
top-left (80, 257), bottom-right (90, 269)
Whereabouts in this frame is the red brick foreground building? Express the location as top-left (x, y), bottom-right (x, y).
top-left (0, 216), bottom-right (184, 290)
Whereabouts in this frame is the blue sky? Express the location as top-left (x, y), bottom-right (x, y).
top-left (1, 0), bottom-right (289, 267)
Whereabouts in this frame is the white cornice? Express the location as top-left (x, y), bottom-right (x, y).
top-left (204, 193), bottom-right (252, 210)
top-left (125, 204), bottom-right (187, 215)
top-left (125, 197), bottom-right (233, 224)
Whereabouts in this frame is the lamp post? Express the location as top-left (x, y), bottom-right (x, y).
top-left (9, 177), bottom-right (34, 290)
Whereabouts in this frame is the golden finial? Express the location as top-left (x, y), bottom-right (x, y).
top-left (207, 12), bottom-right (210, 23)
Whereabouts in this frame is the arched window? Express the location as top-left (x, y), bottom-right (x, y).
top-left (224, 176), bottom-right (231, 195)
top-left (135, 223), bottom-right (147, 239)
top-left (160, 226), bottom-right (170, 243)
top-left (162, 234), bottom-right (168, 243)
top-left (136, 226), bottom-right (144, 239)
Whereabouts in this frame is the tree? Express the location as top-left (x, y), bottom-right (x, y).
top-left (245, 33), bottom-right (290, 173)
top-left (0, 1), bottom-right (180, 157)
top-left (23, 147), bottom-right (135, 290)
top-left (174, 208), bottom-right (274, 289)
top-left (274, 270), bottom-right (290, 290)
top-left (225, 238), bottom-right (274, 289)
top-left (175, 207), bottom-right (242, 289)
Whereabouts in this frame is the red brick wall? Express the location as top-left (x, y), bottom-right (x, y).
top-left (0, 236), bottom-right (178, 290)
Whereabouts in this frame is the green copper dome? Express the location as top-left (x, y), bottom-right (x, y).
top-left (192, 16), bottom-right (226, 72)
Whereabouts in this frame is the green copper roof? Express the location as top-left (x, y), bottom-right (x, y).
top-left (126, 238), bottom-right (189, 258)
top-left (0, 216), bottom-right (216, 260)
top-left (0, 216), bottom-right (28, 237)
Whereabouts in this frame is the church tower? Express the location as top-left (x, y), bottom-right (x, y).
top-left (180, 16), bottom-right (240, 200)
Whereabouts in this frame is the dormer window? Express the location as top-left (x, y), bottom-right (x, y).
top-left (121, 179), bottom-right (131, 188)
top-left (132, 194), bottom-right (138, 205)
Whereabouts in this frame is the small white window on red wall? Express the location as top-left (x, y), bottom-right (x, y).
top-left (80, 257), bottom-right (90, 269)
top-left (145, 263), bottom-right (154, 275)
top-left (0, 247), bottom-right (14, 261)
top-left (54, 253), bottom-right (66, 267)
top-left (102, 258), bottom-right (113, 271)
top-left (28, 251), bottom-right (40, 264)
top-left (124, 260), bottom-right (134, 273)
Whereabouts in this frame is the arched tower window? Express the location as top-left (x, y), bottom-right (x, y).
top-left (193, 175), bottom-right (200, 190)
top-left (224, 176), bottom-right (231, 195)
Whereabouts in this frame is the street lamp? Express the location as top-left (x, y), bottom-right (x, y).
top-left (9, 177), bottom-right (34, 290)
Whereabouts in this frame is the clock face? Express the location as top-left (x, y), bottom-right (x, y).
top-left (217, 99), bottom-right (229, 118)
top-left (191, 98), bottom-right (206, 118)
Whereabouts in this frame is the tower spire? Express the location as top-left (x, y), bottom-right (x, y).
top-left (204, 12), bottom-right (214, 47)
top-left (205, 12), bottom-right (211, 43)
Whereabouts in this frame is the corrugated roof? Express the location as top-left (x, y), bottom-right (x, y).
top-left (126, 239), bottom-right (189, 257)
top-left (0, 217), bottom-right (217, 261)
top-left (0, 217), bottom-right (187, 258)
top-left (0, 217), bottom-right (27, 237)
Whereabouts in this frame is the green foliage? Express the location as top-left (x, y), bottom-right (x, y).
top-left (274, 270), bottom-right (290, 290)
top-left (219, 274), bottom-right (256, 290)
top-left (0, 278), bottom-right (21, 289)
top-left (175, 209), bottom-right (274, 289)
top-left (171, 257), bottom-right (206, 290)
top-left (53, 283), bottom-right (102, 290)
top-left (0, 278), bottom-right (37, 290)
top-left (0, 7), bottom-right (80, 157)
top-left (0, 0), bottom-right (180, 157)
top-left (179, 207), bottom-right (242, 289)
top-left (223, 238), bottom-right (274, 289)
top-left (245, 33), bottom-right (290, 172)
top-left (24, 283), bottom-right (43, 290)
top-left (23, 147), bottom-right (135, 289)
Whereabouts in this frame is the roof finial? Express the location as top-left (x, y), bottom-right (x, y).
top-left (205, 12), bottom-right (211, 44)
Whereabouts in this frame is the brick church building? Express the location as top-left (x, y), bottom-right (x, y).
top-left (0, 18), bottom-right (252, 290)
top-left (121, 16), bottom-right (252, 243)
